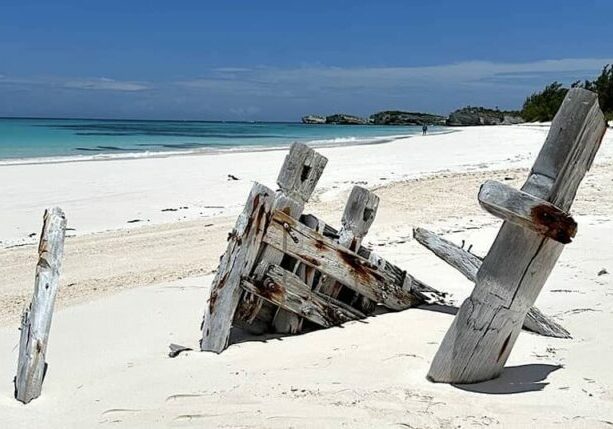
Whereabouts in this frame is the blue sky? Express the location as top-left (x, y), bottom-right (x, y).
top-left (1, 0), bottom-right (612, 120)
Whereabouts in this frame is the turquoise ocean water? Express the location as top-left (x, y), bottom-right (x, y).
top-left (0, 118), bottom-right (443, 164)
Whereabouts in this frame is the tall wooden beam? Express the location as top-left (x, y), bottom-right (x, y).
top-left (200, 183), bottom-right (274, 353)
top-left (427, 88), bottom-right (607, 383)
top-left (15, 207), bottom-right (67, 404)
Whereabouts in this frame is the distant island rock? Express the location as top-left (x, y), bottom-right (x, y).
top-left (301, 107), bottom-right (526, 126)
top-left (324, 114), bottom-right (369, 125)
top-left (301, 115), bottom-right (326, 124)
top-left (370, 110), bottom-right (446, 125)
top-left (446, 107), bottom-right (525, 126)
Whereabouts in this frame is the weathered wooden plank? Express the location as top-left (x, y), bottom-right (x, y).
top-left (316, 186), bottom-right (379, 314)
top-left (478, 180), bottom-right (577, 244)
top-left (276, 142), bottom-right (328, 202)
top-left (235, 142), bottom-right (328, 333)
top-left (271, 214), bottom-right (324, 333)
top-left (412, 227), bottom-right (570, 338)
top-left (15, 207), bottom-right (67, 404)
top-left (200, 183), bottom-right (274, 353)
top-left (263, 209), bottom-right (425, 310)
top-left (428, 88), bottom-right (607, 384)
top-left (241, 264), bottom-right (365, 328)
top-left (413, 227), bottom-right (482, 282)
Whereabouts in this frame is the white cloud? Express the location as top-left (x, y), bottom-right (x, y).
top-left (178, 58), bottom-right (613, 95)
top-left (63, 77), bottom-right (149, 91)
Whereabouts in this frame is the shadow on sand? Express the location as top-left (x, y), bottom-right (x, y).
top-left (452, 364), bottom-right (563, 394)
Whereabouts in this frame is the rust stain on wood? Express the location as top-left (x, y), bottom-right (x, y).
top-left (257, 278), bottom-right (285, 302)
top-left (530, 204), bottom-right (577, 244)
top-left (337, 249), bottom-right (384, 284)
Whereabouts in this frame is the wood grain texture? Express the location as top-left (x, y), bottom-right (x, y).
top-left (242, 264), bottom-right (365, 328)
top-left (263, 210), bottom-right (423, 310)
top-left (428, 88), bottom-right (606, 383)
top-left (15, 207), bottom-right (66, 404)
top-left (316, 186), bottom-right (380, 313)
top-left (271, 214), bottom-right (324, 333)
top-left (236, 142), bottom-right (328, 333)
top-left (200, 183), bottom-right (274, 353)
top-left (413, 227), bottom-right (570, 338)
top-left (478, 180), bottom-right (577, 244)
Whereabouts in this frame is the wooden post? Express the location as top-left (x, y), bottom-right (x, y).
top-left (236, 142), bottom-right (327, 334)
top-left (427, 88), bottom-right (607, 383)
top-left (413, 227), bottom-right (570, 338)
top-left (200, 183), bottom-right (274, 353)
top-left (316, 186), bottom-right (379, 313)
top-left (15, 207), bottom-right (67, 404)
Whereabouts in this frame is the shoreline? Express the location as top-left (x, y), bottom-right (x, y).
top-left (1, 125), bottom-right (611, 247)
top-left (0, 132), bottom-right (420, 167)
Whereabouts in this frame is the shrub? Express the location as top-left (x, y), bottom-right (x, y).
top-left (521, 82), bottom-right (568, 122)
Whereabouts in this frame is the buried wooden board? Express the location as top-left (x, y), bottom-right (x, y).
top-left (412, 227), bottom-right (570, 338)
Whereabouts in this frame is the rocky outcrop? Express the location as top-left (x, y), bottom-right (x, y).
top-left (447, 107), bottom-right (525, 126)
top-left (301, 115), bottom-right (326, 124)
top-left (325, 114), bottom-right (369, 125)
top-left (370, 110), bottom-right (446, 125)
top-left (501, 114), bottom-right (526, 125)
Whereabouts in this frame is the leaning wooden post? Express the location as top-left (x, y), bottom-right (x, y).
top-left (427, 88), bottom-right (607, 383)
top-left (15, 207), bottom-right (67, 404)
top-left (237, 143), bottom-right (327, 334)
top-left (316, 186), bottom-right (379, 313)
top-left (200, 183), bottom-right (274, 353)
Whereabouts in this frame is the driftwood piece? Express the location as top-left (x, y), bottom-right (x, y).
top-left (200, 183), bottom-right (274, 353)
top-left (241, 264), bottom-right (365, 328)
top-left (478, 180), bottom-right (577, 244)
top-left (15, 207), bottom-right (67, 404)
top-left (428, 88), bottom-right (607, 383)
top-left (316, 186), bottom-right (379, 314)
top-left (413, 227), bottom-right (570, 338)
top-left (236, 142), bottom-right (328, 333)
top-left (264, 210), bottom-right (425, 310)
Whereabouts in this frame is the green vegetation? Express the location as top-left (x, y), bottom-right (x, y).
top-left (521, 65), bottom-right (613, 122)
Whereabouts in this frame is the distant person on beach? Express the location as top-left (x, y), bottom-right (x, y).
top-left (422, 124), bottom-right (428, 135)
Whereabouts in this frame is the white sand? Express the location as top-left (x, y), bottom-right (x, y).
top-left (3, 124), bottom-right (611, 247)
top-left (0, 125), bottom-right (612, 427)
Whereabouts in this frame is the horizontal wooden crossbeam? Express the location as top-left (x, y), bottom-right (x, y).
top-left (241, 264), bottom-right (365, 328)
top-left (478, 180), bottom-right (577, 244)
top-left (263, 210), bottom-right (425, 310)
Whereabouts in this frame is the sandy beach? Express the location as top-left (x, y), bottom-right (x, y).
top-left (1, 125), bottom-right (612, 427)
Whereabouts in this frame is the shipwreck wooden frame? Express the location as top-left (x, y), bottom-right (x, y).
top-left (200, 140), bottom-right (572, 354)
